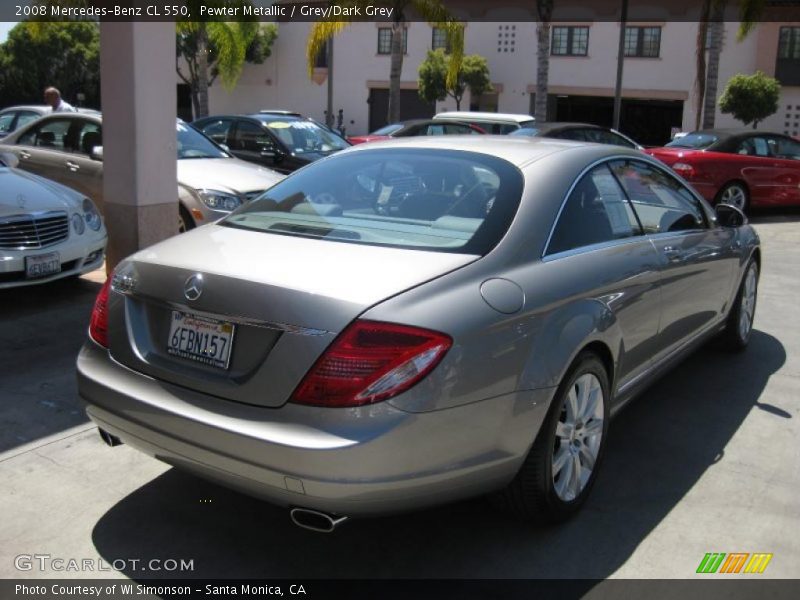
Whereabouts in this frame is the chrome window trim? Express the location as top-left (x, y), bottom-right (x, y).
top-left (542, 154), bottom-right (714, 260)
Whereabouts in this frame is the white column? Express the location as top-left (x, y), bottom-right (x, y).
top-left (100, 22), bottom-right (177, 271)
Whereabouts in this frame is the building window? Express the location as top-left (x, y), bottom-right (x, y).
top-left (497, 24), bottom-right (516, 53)
top-left (432, 27), bottom-right (448, 51)
top-left (777, 27), bottom-right (800, 85)
top-left (624, 26), bottom-right (661, 58)
top-left (551, 26), bottom-right (589, 56)
top-left (378, 27), bottom-right (407, 55)
top-left (314, 41), bottom-right (329, 68)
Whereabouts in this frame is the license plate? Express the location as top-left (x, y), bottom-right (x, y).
top-left (167, 311), bottom-right (235, 370)
top-left (25, 252), bottom-right (61, 279)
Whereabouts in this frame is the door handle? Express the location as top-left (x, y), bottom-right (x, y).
top-left (662, 246), bottom-right (682, 262)
top-left (65, 160), bottom-right (80, 172)
top-left (19, 150), bottom-right (31, 159)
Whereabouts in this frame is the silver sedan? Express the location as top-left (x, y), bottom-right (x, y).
top-left (77, 136), bottom-right (760, 531)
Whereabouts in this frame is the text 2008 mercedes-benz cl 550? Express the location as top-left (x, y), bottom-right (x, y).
top-left (77, 136), bottom-right (760, 532)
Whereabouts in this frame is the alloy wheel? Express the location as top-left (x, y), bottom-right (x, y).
top-left (721, 185), bottom-right (747, 211)
top-left (738, 264), bottom-right (757, 339)
top-left (552, 373), bottom-right (605, 502)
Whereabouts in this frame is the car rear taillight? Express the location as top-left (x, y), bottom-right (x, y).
top-left (672, 162), bottom-right (696, 179)
top-left (89, 278), bottom-right (112, 348)
top-left (291, 320), bottom-right (452, 407)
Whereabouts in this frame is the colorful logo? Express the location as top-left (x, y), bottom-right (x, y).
top-left (696, 552), bottom-right (773, 574)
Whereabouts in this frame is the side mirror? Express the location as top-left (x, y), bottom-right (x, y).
top-left (0, 151), bottom-right (20, 168)
top-left (715, 203), bottom-right (747, 228)
top-left (90, 146), bottom-right (103, 161)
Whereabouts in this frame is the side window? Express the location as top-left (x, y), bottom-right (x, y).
top-left (0, 113), bottom-right (14, 135)
top-left (17, 119), bottom-right (72, 150)
top-left (548, 164), bottom-right (642, 255)
top-left (15, 112), bottom-right (40, 129)
top-left (425, 124), bottom-right (446, 135)
top-left (769, 136), bottom-right (800, 159)
top-left (737, 136), bottom-right (770, 156)
top-left (610, 160), bottom-right (707, 234)
top-left (76, 122), bottom-right (102, 155)
top-left (200, 119), bottom-right (232, 145)
top-left (233, 120), bottom-right (275, 152)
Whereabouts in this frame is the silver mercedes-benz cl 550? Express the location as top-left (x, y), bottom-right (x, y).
top-left (77, 136), bottom-right (760, 532)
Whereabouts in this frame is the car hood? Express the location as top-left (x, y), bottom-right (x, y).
top-left (0, 167), bottom-right (83, 217)
top-left (177, 158), bottom-right (284, 195)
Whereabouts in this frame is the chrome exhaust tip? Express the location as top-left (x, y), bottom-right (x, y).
top-left (98, 428), bottom-right (122, 447)
top-left (289, 507), bottom-right (348, 533)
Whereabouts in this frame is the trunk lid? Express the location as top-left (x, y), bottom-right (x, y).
top-left (107, 224), bottom-right (475, 408)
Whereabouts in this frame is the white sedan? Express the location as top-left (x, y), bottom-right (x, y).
top-left (0, 152), bottom-right (106, 288)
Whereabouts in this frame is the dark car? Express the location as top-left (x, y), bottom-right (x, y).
top-left (510, 122), bottom-right (642, 149)
top-left (646, 129), bottom-right (800, 212)
top-left (193, 113), bottom-right (350, 174)
top-left (348, 119), bottom-right (485, 145)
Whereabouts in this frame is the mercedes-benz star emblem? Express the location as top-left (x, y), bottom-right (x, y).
top-left (184, 274), bottom-right (204, 301)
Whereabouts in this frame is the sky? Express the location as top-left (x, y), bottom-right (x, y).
top-left (0, 21), bottom-right (14, 43)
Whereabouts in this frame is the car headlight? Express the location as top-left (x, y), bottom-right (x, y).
top-left (198, 189), bottom-right (242, 212)
top-left (71, 212), bottom-right (85, 235)
top-left (83, 198), bottom-right (102, 231)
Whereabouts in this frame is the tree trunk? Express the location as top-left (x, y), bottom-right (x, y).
top-left (694, 0), bottom-right (711, 131)
top-left (196, 26), bottom-right (210, 119)
top-left (702, 4), bottom-right (725, 130)
top-left (387, 22), bottom-right (404, 124)
top-left (190, 85), bottom-right (200, 120)
top-left (534, 20), bottom-right (551, 122)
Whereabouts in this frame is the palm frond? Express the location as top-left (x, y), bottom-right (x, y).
top-left (737, 0), bottom-right (765, 41)
top-left (413, 0), bottom-right (465, 89)
top-left (208, 22), bottom-right (254, 90)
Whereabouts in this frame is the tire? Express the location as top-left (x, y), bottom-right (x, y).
top-left (178, 205), bottom-right (195, 234)
top-left (493, 352), bottom-right (610, 523)
top-left (716, 181), bottom-right (749, 213)
top-left (720, 259), bottom-right (759, 351)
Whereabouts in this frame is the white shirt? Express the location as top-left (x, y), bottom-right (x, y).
top-left (51, 100), bottom-right (77, 113)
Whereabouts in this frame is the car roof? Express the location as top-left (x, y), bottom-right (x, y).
top-left (521, 122), bottom-right (605, 132)
top-left (433, 111), bottom-right (535, 123)
top-left (343, 134), bottom-right (640, 168)
top-left (1, 105), bottom-right (99, 116)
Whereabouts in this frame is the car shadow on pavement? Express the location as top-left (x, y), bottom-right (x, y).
top-left (91, 330), bottom-right (785, 579)
top-left (0, 276), bottom-right (100, 452)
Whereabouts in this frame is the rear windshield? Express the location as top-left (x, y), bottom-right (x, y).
top-left (666, 133), bottom-right (718, 150)
top-left (222, 148), bottom-right (523, 255)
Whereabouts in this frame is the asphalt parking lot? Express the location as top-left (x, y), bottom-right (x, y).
top-left (1, 214), bottom-right (799, 581)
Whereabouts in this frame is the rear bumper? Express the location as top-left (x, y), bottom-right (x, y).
top-left (77, 341), bottom-right (553, 516)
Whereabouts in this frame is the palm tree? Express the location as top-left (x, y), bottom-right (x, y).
top-left (696, 0), bottom-right (765, 130)
top-left (533, 0), bottom-right (554, 122)
top-left (307, 1), bottom-right (463, 125)
top-left (176, 19), bottom-right (259, 119)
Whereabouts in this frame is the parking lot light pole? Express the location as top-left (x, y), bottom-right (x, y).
top-left (100, 22), bottom-right (178, 272)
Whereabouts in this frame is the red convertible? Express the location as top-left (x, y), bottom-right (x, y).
top-left (646, 130), bottom-right (800, 212)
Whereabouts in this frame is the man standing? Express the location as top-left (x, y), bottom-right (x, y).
top-left (44, 87), bottom-right (77, 113)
